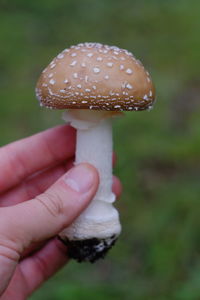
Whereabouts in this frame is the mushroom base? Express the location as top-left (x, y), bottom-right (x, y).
top-left (58, 235), bottom-right (117, 263)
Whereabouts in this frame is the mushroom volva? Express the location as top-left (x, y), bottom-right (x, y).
top-left (35, 42), bottom-right (155, 262)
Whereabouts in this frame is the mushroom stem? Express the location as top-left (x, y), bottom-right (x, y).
top-left (59, 109), bottom-right (121, 262)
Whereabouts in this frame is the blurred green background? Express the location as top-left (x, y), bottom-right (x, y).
top-left (1, 0), bottom-right (200, 299)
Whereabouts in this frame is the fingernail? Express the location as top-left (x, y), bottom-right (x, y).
top-left (64, 164), bottom-right (95, 193)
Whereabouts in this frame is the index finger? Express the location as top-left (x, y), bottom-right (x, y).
top-left (0, 125), bottom-right (76, 193)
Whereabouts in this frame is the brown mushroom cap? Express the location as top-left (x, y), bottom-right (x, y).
top-left (36, 43), bottom-right (155, 111)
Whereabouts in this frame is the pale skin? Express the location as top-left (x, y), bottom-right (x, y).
top-left (0, 125), bottom-right (121, 299)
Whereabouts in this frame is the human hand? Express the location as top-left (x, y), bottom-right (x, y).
top-left (0, 125), bottom-right (122, 299)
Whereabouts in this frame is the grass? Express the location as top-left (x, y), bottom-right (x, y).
top-left (1, 0), bottom-right (200, 299)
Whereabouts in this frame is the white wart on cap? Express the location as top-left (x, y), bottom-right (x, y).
top-left (36, 42), bottom-right (155, 111)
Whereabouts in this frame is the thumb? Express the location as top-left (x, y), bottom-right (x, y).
top-left (0, 163), bottom-right (99, 257)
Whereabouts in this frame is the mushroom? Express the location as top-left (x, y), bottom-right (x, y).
top-left (35, 42), bottom-right (155, 263)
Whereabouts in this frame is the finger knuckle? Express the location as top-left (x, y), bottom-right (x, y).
top-left (0, 237), bottom-right (20, 262)
top-left (35, 192), bottom-right (64, 218)
top-left (33, 255), bottom-right (49, 281)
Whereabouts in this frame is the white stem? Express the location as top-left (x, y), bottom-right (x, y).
top-left (59, 110), bottom-right (121, 240)
top-left (76, 117), bottom-right (114, 204)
